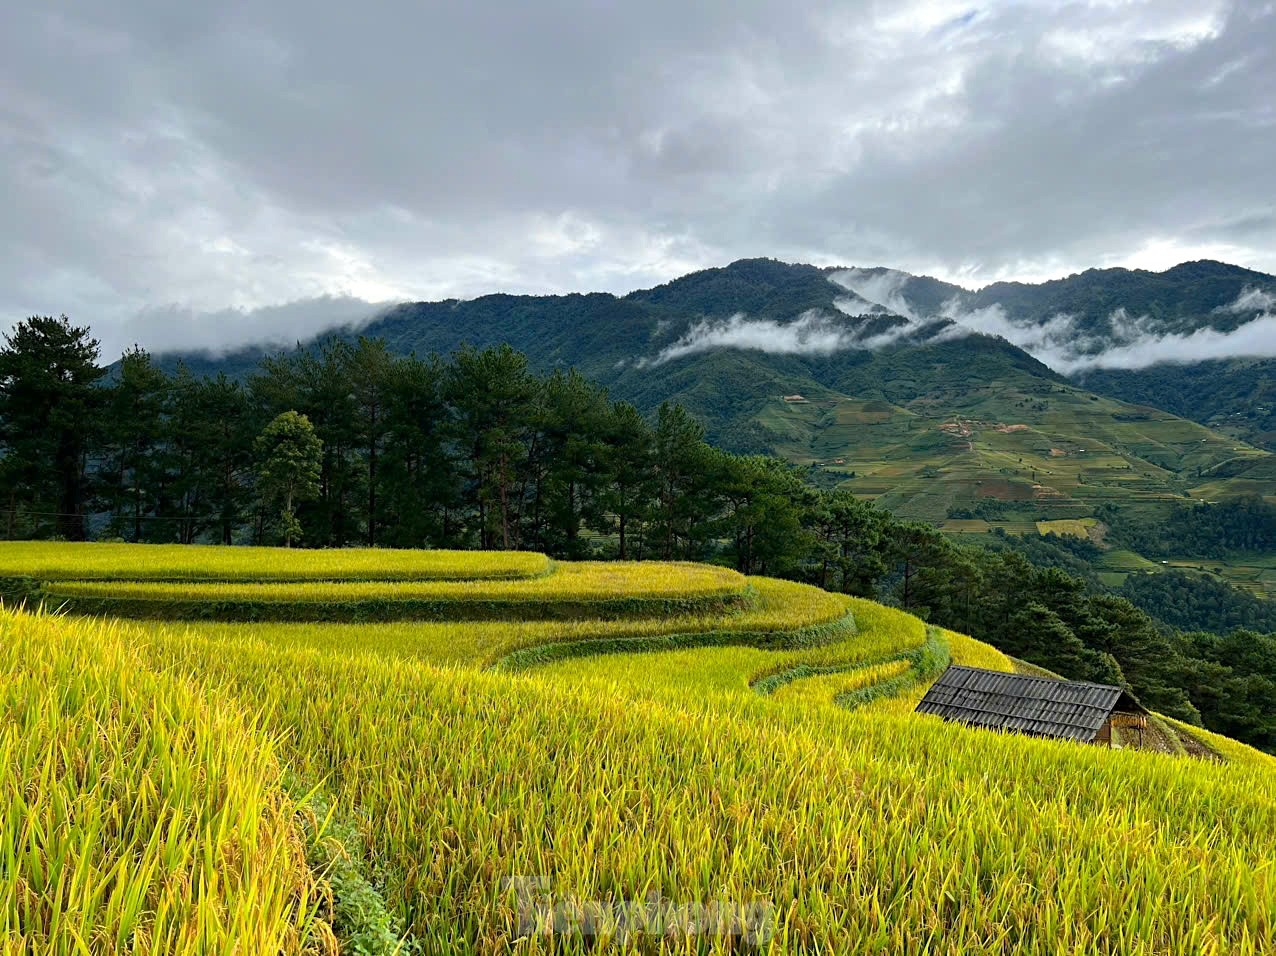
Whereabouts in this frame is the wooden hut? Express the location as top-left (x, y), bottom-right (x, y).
top-left (915, 665), bottom-right (1149, 745)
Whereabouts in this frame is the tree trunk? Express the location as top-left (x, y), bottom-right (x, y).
top-left (222, 459), bottom-right (233, 545)
top-left (57, 434), bottom-right (85, 541)
top-left (499, 454), bottom-right (511, 550)
top-left (367, 403), bottom-right (378, 546)
top-left (133, 467), bottom-right (143, 543)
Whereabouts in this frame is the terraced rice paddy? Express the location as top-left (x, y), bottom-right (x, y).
top-left (762, 384), bottom-right (1271, 529)
top-left (3, 541), bottom-right (1275, 954)
top-left (25, 560), bottom-right (752, 622)
top-left (0, 540), bottom-right (550, 581)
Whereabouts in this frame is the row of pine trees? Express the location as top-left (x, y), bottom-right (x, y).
top-left (0, 316), bottom-right (849, 576)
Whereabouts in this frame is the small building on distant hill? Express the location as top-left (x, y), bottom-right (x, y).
top-left (916, 665), bottom-right (1149, 745)
top-left (781, 394), bottom-right (809, 403)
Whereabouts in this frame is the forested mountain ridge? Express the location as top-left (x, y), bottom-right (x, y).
top-left (164, 257), bottom-right (1276, 524)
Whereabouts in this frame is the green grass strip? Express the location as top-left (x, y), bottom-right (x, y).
top-left (288, 775), bottom-right (416, 955)
top-left (493, 606), bottom-right (856, 672)
top-left (834, 627), bottom-right (951, 710)
top-left (29, 588), bottom-right (756, 624)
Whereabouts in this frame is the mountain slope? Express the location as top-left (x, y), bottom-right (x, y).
top-left (161, 257), bottom-right (1276, 523)
top-left (1083, 358), bottom-right (1276, 450)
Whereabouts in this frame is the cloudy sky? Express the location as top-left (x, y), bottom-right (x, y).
top-left (2, 0), bottom-right (1274, 357)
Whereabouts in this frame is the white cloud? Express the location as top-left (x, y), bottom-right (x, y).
top-left (645, 311), bottom-right (854, 365)
top-left (1061, 312), bottom-right (1276, 371)
top-left (936, 300), bottom-right (1276, 374)
top-left (828, 269), bottom-right (919, 320)
top-left (1216, 286), bottom-right (1276, 314)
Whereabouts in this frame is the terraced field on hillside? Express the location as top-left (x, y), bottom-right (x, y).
top-left (760, 381), bottom-right (1273, 527)
top-left (4, 542), bottom-right (1275, 954)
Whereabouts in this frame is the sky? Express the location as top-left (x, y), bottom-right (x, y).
top-left (2, 0), bottom-right (1274, 358)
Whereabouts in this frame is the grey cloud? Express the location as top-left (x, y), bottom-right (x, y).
top-left (106, 296), bottom-right (396, 359)
top-left (2, 1), bottom-right (1275, 355)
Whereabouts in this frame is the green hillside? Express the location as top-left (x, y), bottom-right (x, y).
top-left (5, 542), bottom-right (1275, 953)
top-left (1083, 358), bottom-right (1276, 451)
top-left (161, 258), bottom-right (1276, 525)
top-left (760, 373), bottom-right (1267, 526)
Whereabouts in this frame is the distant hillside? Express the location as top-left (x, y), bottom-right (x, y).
top-left (162, 257), bottom-right (1276, 525)
top-left (966, 259), bottom-right (1276, 336)
top-left (1082, 358), bottom-right (1276, 451)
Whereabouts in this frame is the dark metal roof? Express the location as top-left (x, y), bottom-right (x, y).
top-left (915, 665), bottom-right (1148, 742)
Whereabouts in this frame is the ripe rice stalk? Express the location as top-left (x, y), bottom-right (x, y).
top-left (0, 608), bottom-right (328, 954)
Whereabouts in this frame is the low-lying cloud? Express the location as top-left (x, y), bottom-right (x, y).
top-left (1063, 311), bottom-right (1276, 372)
top-left (934, 300), bottom-right (1276, 374)
top-left (641, 272), bottom-right (1276, 375)
top-left (107, 296), bottom-right (399, 359)
top-left (1215, 286), bottom-right (1276, 314)
top-left (829, 269), bottom-right (918, 320)
top-left (644, 311), bottom-right (856, 366)
top-left (934, 301), bottom-right (1276, 373)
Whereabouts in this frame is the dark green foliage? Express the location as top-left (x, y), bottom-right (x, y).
top-left (0, 316), bottom-right (105, 539)
top-left (255, 411), bottom-right (323, 547)
top-left (98, 348), bottom-right (168, 542)
top-left (1121, 570), bottom-right (1276, 633)
top-left (1170, 630), bottom-right (1276, 752)
top-left (1100, 496), bottom-right (1276, 558)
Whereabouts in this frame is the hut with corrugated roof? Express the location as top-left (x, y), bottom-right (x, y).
top-left (915, 665), bottom-right (1149, 746)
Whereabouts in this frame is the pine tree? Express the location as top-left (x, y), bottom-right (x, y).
top-left (0, 316), bottom-right (104, 539)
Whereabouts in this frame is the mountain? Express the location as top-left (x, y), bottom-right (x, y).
top-left (163, 257), bottom-right (1276, 528)
top-left (966, 260), bottom-right (1275, 336)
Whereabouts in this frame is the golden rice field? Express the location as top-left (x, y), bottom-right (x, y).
top-left (125, 577), bottom-right (851, 668)
top-left (43, 561), bottom-right (746, 604)
top-left (0, 540), bottom-right (549, 581)
top-left (3, 540), bottom-right (1275, 955)
top-left (0, 611), bottom-right (327, 954)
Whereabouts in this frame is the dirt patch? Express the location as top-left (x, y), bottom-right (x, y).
top-left (1033, 484), bottom-right (1068, 500)
top-left (1172, 725), bottom-right (1225, 762)
top-left (995, 423), bottom-right (1030, 433)
top-left (1049, 447), bottom-right (1067, 457)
